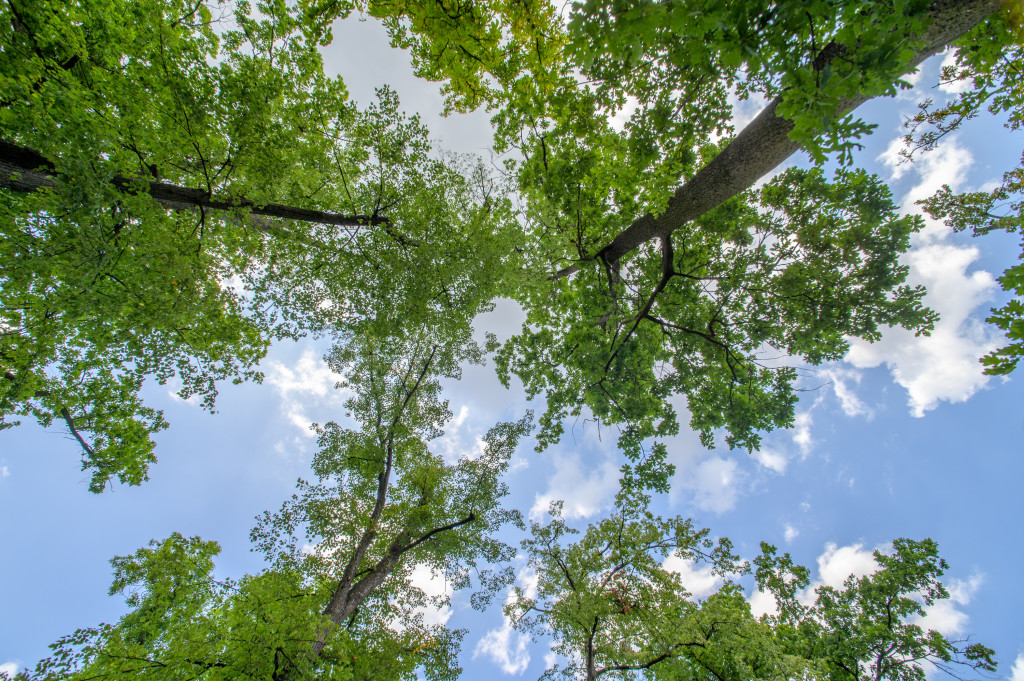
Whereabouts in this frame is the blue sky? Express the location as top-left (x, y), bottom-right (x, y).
top-left (2, 12), bottom-right (1023, 681)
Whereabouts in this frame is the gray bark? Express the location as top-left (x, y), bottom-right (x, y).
top-left (556, 0), bottom-right (1002, 277)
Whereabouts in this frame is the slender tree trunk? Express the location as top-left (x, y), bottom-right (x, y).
top-left (556, 0), bottom-right (1001, 277)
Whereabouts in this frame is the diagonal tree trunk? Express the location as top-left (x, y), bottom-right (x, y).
top-left (555, 0), bottom-right (1001, 279)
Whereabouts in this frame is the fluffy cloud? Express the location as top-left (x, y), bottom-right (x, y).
top-left (0, 465), bottom-right (8, 478)
top-left (913, 573), bottom-right (983, 636)
top-left (748, 588), bottom-right (779, 619)
top-left (474, 624), bottom-right (531, 675)
top-left (791, 411), bottom-right (814, 456)
top-left (435, 405), bottom-right (487, 464)
top-left (878, 135), bottom-right (913, 182)
top-left (408, 564), bottom-right (454, 627)
top-left (662, 555), bottom-right (725, 600)
top-left (938, 49), bottom-right (972, 95)
top-left (473, 566), bottom-right (536, 675)
top-left (750, 541), bottom-right (978, 636)
top-left (752, 447), bottom-right (788, 473)
top-left (264, 347), bottom-right (349, 438)
top-left (682, 457), bottom-right (743, 514)
top-left (1010, 654), bottom-right (1024, 681)
top-left (814, 542), bottom-right (880, 590)
top-left (751, 402), bottom-right (819, 474)
top-left (846, 243), bottom-right (1001, 416)
top-left (0, 662), bottom-right (18, 678)
top-left (529, 446), bottom-right (621, 522)
top-left (784, 524), bottom-right (799, 544)
top-left (850, 138), bottom-right (1002, 416)
top-left (901, 140), bottom-right (974, 241)
top-left (749, 541), bottom-right (882, 616)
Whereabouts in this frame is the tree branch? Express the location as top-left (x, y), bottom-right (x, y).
top-left (400, 512), bottom-right (476, 555)
top-left (0, 138), bottom-right (392, 229)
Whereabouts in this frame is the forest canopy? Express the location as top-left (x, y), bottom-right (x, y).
top-left (0, 0), bottom-right (1020, 679)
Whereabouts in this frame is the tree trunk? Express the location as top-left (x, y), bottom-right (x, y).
top-left (557, 0), bottom-right (1001, 277)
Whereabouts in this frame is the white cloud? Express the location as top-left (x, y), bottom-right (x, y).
top-left (609, 95), bottom-right (640, 133)
top-left (784, 524), bottom-right (799, 544)
top-left (264, 347), bottom-right (349, 438)
top-left (752, 447), bottom-right (788, 473)
top-left (799, 501), bottom-right (811, 512)
top-left (825, 368), bottom-right (871, 418)
top-left (846, 243), bottom-right (1000, 416)
top-left (0, 662), bottom-right (18, 678)
top-left (901, 66), bottom-right (924, 89)
top-left (1009, 654), bottom-right (1024, 681)
top-left (0, 466), bottom-right (8, 478)
top-left (748, 588), bottom-right (779, 619)
top-left (938, 49), bottom-right (972, 95)
top-left (435, 405), bottom-right (488, 464)
top-left (750, 542), bottom-right (881, 616)
top-left (752, 402), bottom-right (817, 474)
top-left (902, 140), bottom-right (974, 242)
top-left (878, 135), bottom-right (912, 181)
top-left (165, 377), bottom-right (203, 406)
top-left (791, 412), bottom-right (813, 456)
top-left (662, 555), bottom-right (724, 600)
top-left (913, 573), bottom-right (983, 636)
top-left (473, 566), bottom-right (536, 675)
top-left (529, 447), bottom-right (620, 522)
top-left (408, 564), bottom-right (454, 627)
top-left (847, 138), bottom-right (1003, 415)
top-left (730, 89), bottom-right (770, 134)
top-left (677, 457), bottom-right (742, 514)
top-left (474, 622), bottom-right (531, 675)
top-left (814, 542), bottom-right (880, 590)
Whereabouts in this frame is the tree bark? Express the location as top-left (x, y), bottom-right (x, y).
top-left (0, 138), bottom-right (388, 228)
top-left (308, 512), bottom-right (475, 659)
top-left (556, 0), bottom-right (1002, 278)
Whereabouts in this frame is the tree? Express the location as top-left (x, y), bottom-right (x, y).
top-left (4, 0), bottom-right (1015, 491)
top-left (508, 501), bottom-right (784, 681)
top-left (901, 13), bottom-right (1024, 375)
top-left (755, 539), bottom-right (997, 681)
top-left (16, 333), bottom-right (532, 680)
top-left (300, 0), bottom-right (1012, 465)
top-left (502, 501), bottom-right (993, 681)
top-left (0, 1), bottom-right (1014, 678)
top-left (0, 0), bottom-right (522, 490)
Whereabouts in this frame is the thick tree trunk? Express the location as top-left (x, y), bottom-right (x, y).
top-left (0, 138), bottom-right (387, 228)
top-left (557, 0), bottom-right (1001, 277)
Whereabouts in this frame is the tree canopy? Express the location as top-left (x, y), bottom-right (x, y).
top-left (1, 0), bottom-right (1020, 679)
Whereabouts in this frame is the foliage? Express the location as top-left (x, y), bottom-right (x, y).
top-left (0, 0), bottom-right (521, 489)
top-left (251, 332), bottom-right (532, 632)
top-left (755, 539), bottom-right (997, 681)
top-left (508, 501), bottom-right (786, 681)
top-left (295, 0), bottom-right (1003, 462)
top-left (20, 533), bottom-right (463, 681)
top-left (14, 334), bottom-right (530, 681)
top-left (497, 165), bottom-right (934, 457)
top-left (505, 503), bottom-right (990, 681)
top-left (2, 0), bottom-right (1017, 488)
top-left (0, 1), bottom-right (1012, 679)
